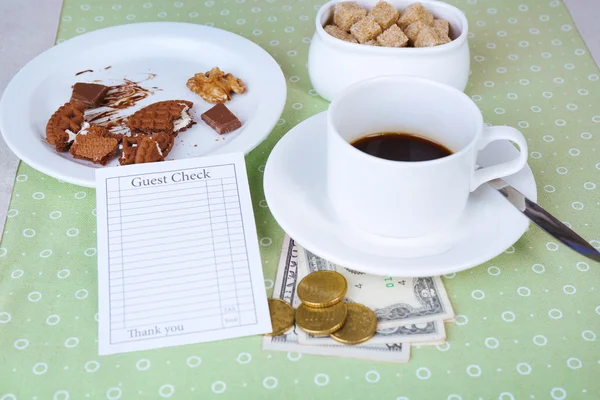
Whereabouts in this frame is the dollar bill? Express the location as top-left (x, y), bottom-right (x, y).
top-left (297, 242), bottom-right (454, 329)
top-left (262, 236), bottom-right (410, 363)
top-left (297, 319), bottom-right (446, 346)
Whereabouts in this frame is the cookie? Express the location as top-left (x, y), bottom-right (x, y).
top-left (79, 123), bottom-right (124, 143)
top-left (118, 136), bottom-right (166, 166)
top-left (69, 134), bottom-right (119, 165)
top-left (46, 102), bottom-right (86, 152)
top-left (127, 100), bottom-right (193, 136)
top-left (119, 136), bottom-right (139, 166)
top-left (135, 136), bottom-right (165, 164)
top-left (146, 132), bottom-right (175, 157)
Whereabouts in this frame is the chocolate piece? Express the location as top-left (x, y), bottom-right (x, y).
top-left (201, 104), bottom-right (242, 135)
top-left (71, 82), bottom-right (109, 107)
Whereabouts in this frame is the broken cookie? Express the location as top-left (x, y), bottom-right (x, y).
top-left (127, 100), bottom-right (193, 136)
top-left (69, 133), bottom-right (119, 165)
top-left (119, 136), bottom-right (139, 166)
top-left (118, 135), bottom-right (169, 166)
top-left (46, 101), bottom-right (86, 152)
top-left (134, 136), bottom-right (165, 164)
top-left (146, 131), bottom-right (175, 157)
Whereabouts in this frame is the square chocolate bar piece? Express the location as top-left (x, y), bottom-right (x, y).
top-left (201, 104), bottom-right (242, 135)
top-left (71, 82), bottom-right (109, 108)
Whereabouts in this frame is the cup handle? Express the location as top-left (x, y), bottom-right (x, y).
top-left (470, 126), bottom-right (528, 191)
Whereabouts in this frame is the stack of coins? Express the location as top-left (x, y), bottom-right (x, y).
top-left (295, 271), bottom-right (378, 345)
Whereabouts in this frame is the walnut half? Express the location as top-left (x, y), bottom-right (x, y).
top-left (186, 67), bottom-right (246, 104)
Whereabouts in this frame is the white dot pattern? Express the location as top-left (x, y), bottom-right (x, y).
top-left (0, 0), bottom-right (598, 398)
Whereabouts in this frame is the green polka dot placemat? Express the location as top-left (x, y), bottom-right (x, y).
top-left (1, 0), bottom-right (599, 399)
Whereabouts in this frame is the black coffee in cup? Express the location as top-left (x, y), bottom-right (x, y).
top-left (351, 132), bottom-right (452, 162)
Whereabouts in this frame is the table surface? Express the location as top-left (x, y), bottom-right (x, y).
top-left (1, 0), bottom-right (599, 399)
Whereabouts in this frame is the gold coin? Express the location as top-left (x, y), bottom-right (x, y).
top-left (296, 302), bottom-right (347, 336)
top-left (297, 270), bottom-right (347, 308)
top-left (330, 303), bottom-right (377, 345)
top-left (263, 298), bottom-right (295, 336)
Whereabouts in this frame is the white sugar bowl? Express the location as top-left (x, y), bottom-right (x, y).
top-left (308, 0), bottom-right (470, 101)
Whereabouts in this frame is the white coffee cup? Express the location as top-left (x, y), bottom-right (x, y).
top-left (326, 75), bottom-right (528, 238)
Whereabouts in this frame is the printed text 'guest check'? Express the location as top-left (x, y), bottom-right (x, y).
top-left (95, 154), bottom-right (271, 355)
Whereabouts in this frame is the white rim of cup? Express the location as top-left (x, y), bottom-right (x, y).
top-left (326, 75), bottom-right (484, 168)
top-left (315, 0), bottom-right (469, 53)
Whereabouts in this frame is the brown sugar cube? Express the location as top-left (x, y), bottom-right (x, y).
top-left (364, 39), bottom-right (380, 46)
top-left (350, 15), bottom-right (382, 44)
top-left (377, 24), bottom-right (409, 47)
top-left (432, 19), bottom-right (451, 44)
top-left (368, 1), bottom-right (400, 30)
top-left (397, 2), bottom-right (434, 30)
top-left (437, 33), bottom-right (451, 45)
top-left (404, 20), bottom-right (427, 44)
top-left (324, 24), bottom-right (358, 43)
top-left (414, 26), bottom-right (446, 47)
top-left (432, 19), bottom-right (450, 37)
top-left (334, 1), bottom-right (367, 31)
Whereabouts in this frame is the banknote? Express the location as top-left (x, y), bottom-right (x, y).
top-left (297, 319), bottom-right (446, 346)
top-left (262, 236), bottom-right (410, 363)
top-left (297, 242), bottom-right (454, 328)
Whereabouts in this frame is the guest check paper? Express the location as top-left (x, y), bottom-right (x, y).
top-left (95, 153), bottom-right (271, 355)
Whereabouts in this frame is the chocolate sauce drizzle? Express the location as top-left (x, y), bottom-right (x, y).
top-left (75, 69), bottom-right (94, 76)
top-left (84, 74), bottom-right (158, 134)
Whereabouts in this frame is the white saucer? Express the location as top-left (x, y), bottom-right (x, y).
top-left (264, 112), bottom-right (537, 277)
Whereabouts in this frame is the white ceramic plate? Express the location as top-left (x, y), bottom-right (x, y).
top-left (264, 112), bottom-right (537, 277)
top-left (0, 22), bottom-right (286, 188)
